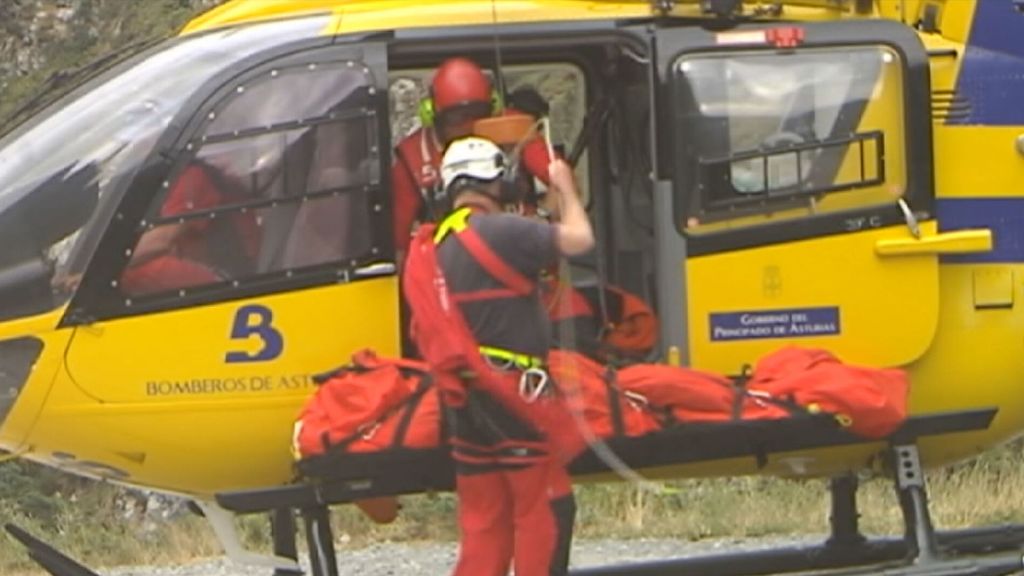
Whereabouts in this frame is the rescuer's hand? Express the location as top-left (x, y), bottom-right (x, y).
top-left (548, 159), bottom-right (594, 257)
top-left (548, 159), bottom-right (578, 199)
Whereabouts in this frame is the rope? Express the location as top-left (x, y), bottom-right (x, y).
top-left (542, 123), bottom-right (662, 494)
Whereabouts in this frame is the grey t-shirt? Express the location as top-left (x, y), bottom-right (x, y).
top-left (437, 212), bottom-right (557, 359)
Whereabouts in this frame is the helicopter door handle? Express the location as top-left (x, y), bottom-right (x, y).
top-left (352, 262), bottom-right (397, 278)
top-left (874, 229), bottom-right (993, 257)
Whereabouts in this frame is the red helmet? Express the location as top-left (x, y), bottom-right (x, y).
top-left (431, 57), bottom-right (492, 113)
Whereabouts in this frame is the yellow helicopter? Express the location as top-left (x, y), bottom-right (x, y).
top-left (1, 0), bottom-right (1023, 574)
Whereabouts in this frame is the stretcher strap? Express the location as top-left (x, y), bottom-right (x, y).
top-left (603, 367), bottom-right (625, 438)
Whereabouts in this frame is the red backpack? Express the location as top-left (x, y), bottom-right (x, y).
top-left (402, 216), bottom-right (587, 462)
top-left (542, 279), bottom-right (659, 362)
top-left (597, 286), bottom-right (659, 359)
top-left (611, 348), bottom-right (908, 437)
top-left (294, 350), bottom-right (439, 459)
top-left (742, 346), bottom-right (909, 438)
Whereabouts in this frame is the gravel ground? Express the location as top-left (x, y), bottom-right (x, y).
top-left (105, 536), bottom-right (823, 576)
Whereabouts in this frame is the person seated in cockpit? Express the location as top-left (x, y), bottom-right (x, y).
top-left (120, 161), bottom-right (259, 296)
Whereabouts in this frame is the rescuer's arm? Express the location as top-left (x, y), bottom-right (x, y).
top-left (128, 164), bottom-right (215, 266)
top-left (548, 159), bottom-right (594, 257)
top-left (522, 137), bottom-right (556, 185)
top-left (523, 137), bottom-right (566, 218)
top-left (129, 224), bottom-right (185, 265)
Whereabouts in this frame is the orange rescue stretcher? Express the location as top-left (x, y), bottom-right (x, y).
top-left (216, 346), bottom-right (1004, 576)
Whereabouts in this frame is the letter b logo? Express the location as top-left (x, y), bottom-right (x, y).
top-left (226, 304), bottom-right (284, 363)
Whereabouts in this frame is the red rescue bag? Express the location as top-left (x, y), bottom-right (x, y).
top-left (547, 350), bottom-right (662, 439)
top-left (294, 350), bottom-right (438, 459)
top-left (743, 347), bottom-right (909, 438)
top-left (293, 350), bottom-right (441, 524)
top-left (616, 363), bottom-right (739, 423)
top-left (598, 286), bottom-right (659, 359)
top-left (403, 223), bottom-right (587, 463)
top-left (542, 279), bottom-right (659, 361)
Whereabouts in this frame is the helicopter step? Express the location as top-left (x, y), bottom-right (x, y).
top-left (214, 408), bottom-right (1024, 576)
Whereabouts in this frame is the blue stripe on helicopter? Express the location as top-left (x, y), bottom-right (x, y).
top-left (937, 198), bottom-right (1024, 263)
top-left (949, 0), bottom-right (1024, 126)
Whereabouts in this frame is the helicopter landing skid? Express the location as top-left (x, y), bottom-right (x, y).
top-left (194, 500), bottom-right (304, 574)
top-left (3, 523), bottom-right (100, 576)
top-left (796, 554), bottom-right (1024, 576)
top-left (211, 407), bottom-right (1024, 576)
top-left (569, 440), bottom-right (1024, 576)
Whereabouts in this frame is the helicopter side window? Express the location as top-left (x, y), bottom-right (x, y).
top-left (119, 60), bottom-right (381, 298)
top-left (672, 46), bottom-right (907, 233)
top-left (0, 16), bottom-right (334, 320)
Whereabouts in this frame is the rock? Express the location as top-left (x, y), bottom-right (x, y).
top-left (0, 1), bottom-right (229, 115)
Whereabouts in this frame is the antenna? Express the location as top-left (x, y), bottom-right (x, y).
top-left (490, 0), bottom-right (507, 111)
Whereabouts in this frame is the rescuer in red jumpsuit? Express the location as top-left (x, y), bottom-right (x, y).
top-left (427, 136), bottom-right (594, 576)
top-left (391, 57), bottom-right (557, 260)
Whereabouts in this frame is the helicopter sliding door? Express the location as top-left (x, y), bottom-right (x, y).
top-left (654, 21), bottom-right (987, 373)
top-left (50, 40), bottom-right (397, 492)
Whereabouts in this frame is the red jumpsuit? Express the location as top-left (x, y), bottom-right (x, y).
top-left (428, 209), bottom-right (579, 576)
top-left (120, 164), bottom-right (259, 295)
top-left (391, 125), bottom-right (557, 254)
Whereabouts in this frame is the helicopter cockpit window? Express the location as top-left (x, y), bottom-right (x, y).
top-left (672, 46), bottom-right (907, 234)
top-left (119, 61), bottom-right (380, 298)
top-left (0, 16), bottom-right (331, 320)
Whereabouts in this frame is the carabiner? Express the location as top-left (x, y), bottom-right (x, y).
top-left (519, 368), bottom-right (550, 403)
top-left (359, 421), bottom-right (382, 440)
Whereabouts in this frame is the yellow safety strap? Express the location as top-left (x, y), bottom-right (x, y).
top-left (479, 345), bottom-right (545, 370)
top-left (433, 207), bottom-right (474, 244)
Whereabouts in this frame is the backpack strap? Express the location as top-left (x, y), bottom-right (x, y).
top-left (456, 227), bottom-right (534, 294)
top-left (434, 208), bottom-right (535, 303)
top-left (730, 364), bottom-right (752, 420)
top-left (319, 364), bottom-right (434, 455)
top-left (389, 372), bottom-right (434, 449)
top-left (604, 366), bottom-right (625, 438)
top-left (729, 363), bottom-right (811, 422)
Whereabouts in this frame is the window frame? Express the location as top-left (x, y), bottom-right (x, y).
top-left (656, 20), bottom-right (934, 257)
top-left (63, 38), bottom-right (394, 325)
top-left (679, 44), bottom-right (899, 222)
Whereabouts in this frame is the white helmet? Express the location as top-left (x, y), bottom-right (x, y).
top-left (440, 137), bottom-right (507, 195)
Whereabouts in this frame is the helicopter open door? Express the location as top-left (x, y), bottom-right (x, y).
top-left (49, 39), bottom-right (398, 491)
top-left (651, 20), bottom-right (991, 373)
